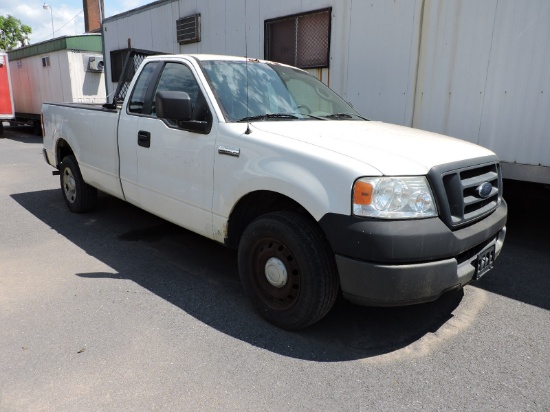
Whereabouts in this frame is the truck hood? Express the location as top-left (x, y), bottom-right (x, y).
top-left (251, 120), bottom-right (496, 175)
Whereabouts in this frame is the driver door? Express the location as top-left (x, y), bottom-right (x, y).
top-left (135, 61), bottom-right (215, 238)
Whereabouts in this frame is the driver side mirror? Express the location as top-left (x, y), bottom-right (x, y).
top-left (156, 91), bottom-right (192, 121)
top-left (155, 90), bottom-right (211, 134)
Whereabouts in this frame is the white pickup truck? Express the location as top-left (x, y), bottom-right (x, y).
top-left (42, 54), bottom-right (507, 330)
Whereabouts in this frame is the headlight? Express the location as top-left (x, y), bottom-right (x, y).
top-left (353, 176), bottom-right (437, 219)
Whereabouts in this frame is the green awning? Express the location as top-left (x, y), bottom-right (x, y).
top-left (8, 34), bottom-right (103, 60)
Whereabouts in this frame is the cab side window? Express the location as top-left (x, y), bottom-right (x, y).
top-left (128, 62), bottom-right (159, 114)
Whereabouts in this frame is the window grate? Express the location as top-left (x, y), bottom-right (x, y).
top-left (111, 49), bottom-right (162, 105)
top-left (110, 49), bottom-right (130, 83)
top-left (265, 8), bottom-right (331, 69)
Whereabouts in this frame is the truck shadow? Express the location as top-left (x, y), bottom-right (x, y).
top-left (0, 125), bottom-right (42, 143)
top-left (13, 189), bottom-right (471, 361)
top-left (471, 179), bottom-right (550, 311)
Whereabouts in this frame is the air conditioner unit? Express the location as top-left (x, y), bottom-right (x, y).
top-left (88, 56), bottom-right (104, 72)
top-left (176, 14), bottom-right (201, 44)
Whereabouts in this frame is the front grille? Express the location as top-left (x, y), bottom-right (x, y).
top-left (428, 158), bottom-right (502, 229)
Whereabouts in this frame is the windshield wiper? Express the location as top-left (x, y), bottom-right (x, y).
top-left (302, 114), bottom-right (327, 120)
top-left (323, 113), bottom-right (354, 119)
top-left (323, 113), bottom-right (369, 120)
top-left (237, 113), bottom-right (300, 122)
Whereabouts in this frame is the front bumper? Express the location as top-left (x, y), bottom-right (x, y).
top-left (319, 201), bottom-right (507, 306)
top-left (336, 227), bottom-right (505, 306)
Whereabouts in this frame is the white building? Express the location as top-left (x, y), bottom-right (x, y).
top-left (102, 0), bottom-right (550, 184)
top-left (8, 34), bottom-right (106, 133)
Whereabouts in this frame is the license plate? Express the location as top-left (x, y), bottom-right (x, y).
top-left (475, 245), bottom-right (496, 280)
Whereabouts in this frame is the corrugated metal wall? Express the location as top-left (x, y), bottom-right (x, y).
top-left (413, 0), bottom-right (550, 180)
top-left (102, 0), bottom-right (550, 181)
top-left (345, 0), bottom-right (422, 126)
top-left (480, 1), bottom-right (550, 176)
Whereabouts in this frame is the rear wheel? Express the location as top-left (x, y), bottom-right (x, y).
top-left (60, 155), bottom-right (97, 213)
top-left (238, 211), bottom-right (339, 330)
top-left (33, 120), bottom-right (42, 136)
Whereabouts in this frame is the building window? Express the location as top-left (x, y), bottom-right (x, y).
top-left (42, 56), bottom-right (50, 67)
top-left (110, 48), bottom-right (131, 83)
top-left (264, 8), bottom-right (331, 69)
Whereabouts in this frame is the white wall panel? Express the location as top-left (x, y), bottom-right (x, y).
top-left (412, 0), bottom-right (498, 143)
top-left (103, 0), bottom-right (180, 97)
top-left (346, 0), bottom-right (421, 124)
top-left (478, 1), bottom-right (550, 166)
top-left (68, 52), bottom-right (106, 104)
top-left (411, 0), bottom-right (549, 171)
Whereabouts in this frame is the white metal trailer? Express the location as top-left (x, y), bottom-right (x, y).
top-left (8, 34), bottom-right (106, 134)
top-left (101, 0), bottom-right (549, 183)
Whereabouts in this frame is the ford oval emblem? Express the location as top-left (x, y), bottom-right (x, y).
top-left (476, 182), bottom-right (493, 199)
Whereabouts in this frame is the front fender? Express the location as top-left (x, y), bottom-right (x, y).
top-left (212, 123), bottom-right (381, 237)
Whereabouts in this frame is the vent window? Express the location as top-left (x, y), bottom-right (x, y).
top-left (265, 8), bottom-right (331, 69)
top-left (177, 14), bottom-right (201, 45)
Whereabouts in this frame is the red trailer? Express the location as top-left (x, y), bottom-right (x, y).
top-left (0, 51), bottom-right (15, 135)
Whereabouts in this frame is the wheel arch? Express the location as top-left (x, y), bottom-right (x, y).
top-left (55, 138), bottom-right (74, 168)
top-left (225, 190), bottom-right (322, 250)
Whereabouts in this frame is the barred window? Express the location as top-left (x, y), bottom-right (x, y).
top-left (264, 8), bottom-right (331, 69)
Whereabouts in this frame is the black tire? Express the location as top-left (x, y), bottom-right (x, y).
top-left (60, 155), bottom-right (97, 213)
top-left (238, 211), bottom-right (339, 330)
top-left (33, 120), bottom-right (42, 136)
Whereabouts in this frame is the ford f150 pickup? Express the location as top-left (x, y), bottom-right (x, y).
top-left (42, 54), bottom-right (507, 330)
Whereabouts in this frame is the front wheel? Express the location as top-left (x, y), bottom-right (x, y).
top-left (60, 155), bottom-right (97, 213)
top-left (238, 211), bottom-right (339, 330)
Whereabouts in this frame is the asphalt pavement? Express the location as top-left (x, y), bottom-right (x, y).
top-left (1, 125), bottom-right (548, 411)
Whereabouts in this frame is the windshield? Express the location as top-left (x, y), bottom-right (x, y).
top-left (200, 60), bottom-right (365, 122)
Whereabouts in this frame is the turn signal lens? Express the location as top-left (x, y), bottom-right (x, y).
top-left (353, 181), bottom-right (373, 205)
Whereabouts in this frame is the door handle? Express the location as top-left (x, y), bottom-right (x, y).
top-left (138, 130), bottom-right (151, 148)
top-left (218, 145), bottom-right (240, 157)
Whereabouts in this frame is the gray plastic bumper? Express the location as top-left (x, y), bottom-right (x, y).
top-left (336, 227), bottom-right (506, 306)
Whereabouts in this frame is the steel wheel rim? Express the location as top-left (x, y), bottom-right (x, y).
top-left (62, 167), bottom-right (77, 204)
top-left (251, 237), bottom-right (301, 311)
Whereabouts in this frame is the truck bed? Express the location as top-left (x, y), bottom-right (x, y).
top-left (42, 102), bottom-right (123, 200)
